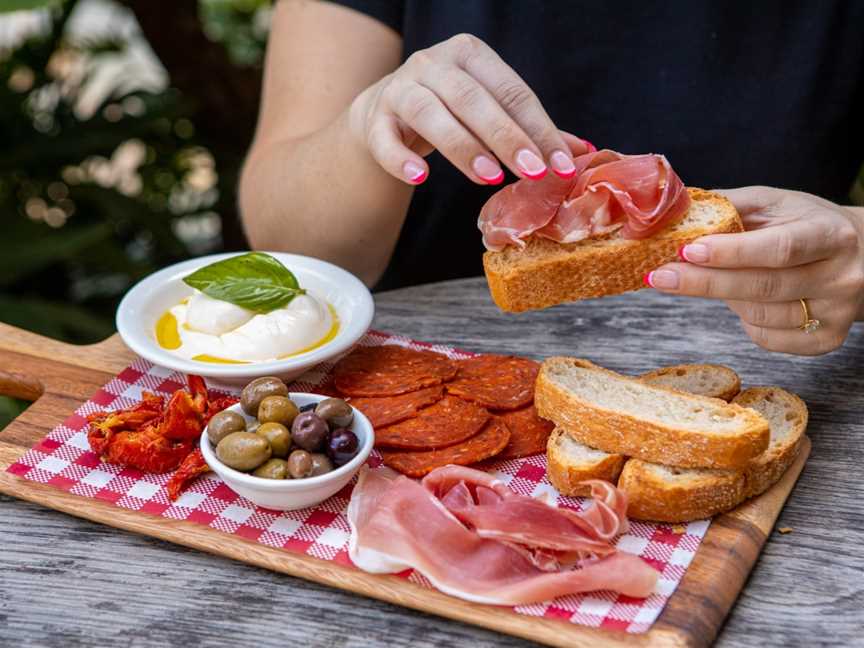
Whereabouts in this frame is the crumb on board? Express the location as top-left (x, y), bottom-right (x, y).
top-left (778, 527), bottom-right (793, 534)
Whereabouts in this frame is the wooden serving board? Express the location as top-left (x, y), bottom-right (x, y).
top-left (0, 322), bottom-right (809, 648)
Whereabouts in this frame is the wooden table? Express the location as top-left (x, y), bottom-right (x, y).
top-left (2, 278), bottom-right (862, 647)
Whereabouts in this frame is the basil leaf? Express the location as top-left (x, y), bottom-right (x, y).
top-left (182, 252), bottom-right (306, 313)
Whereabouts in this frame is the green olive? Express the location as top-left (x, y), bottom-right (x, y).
top-left (252, 458), bottom-right (290, 479)
top-left (207, 410), bottom-right (246, 446)
top-left (287, 449), bottom-right (313, 479)
top-left (314, 398), bottom-right (354, 428)
top-left (216, 431), bottom-right (271, 471)
top-left (256, 421), bottom-right (291, 458)
top-left (258, 395), bottom-right (300, 427)
top-left (309, 453), bottom-right (334, 477)
top-left (240, 376), bottom-right (288, 417)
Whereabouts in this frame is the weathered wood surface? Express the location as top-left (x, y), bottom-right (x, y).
top-left (1, 278), bottom-right (862, 647)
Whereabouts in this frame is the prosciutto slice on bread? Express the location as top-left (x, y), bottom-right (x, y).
top-left (347, 464), bottom-right (658, 605)
top-left (478, 150), bottom-right (690, 251)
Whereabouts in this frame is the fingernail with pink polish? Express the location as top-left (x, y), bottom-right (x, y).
top-left (680, 243), bottom-right (709, 263)
top-left (403, 161), bottom-right (427, 184)
top-left (645, 269), bottom-right (679, 290)
top-left (584, 139), bottom-right (597, 153)
top-left (472, 155), bottom-right (505, 184)
top-left (515, 149), bottom-right (547, 179)
top-left (550, 150), bottom-right (576, 178)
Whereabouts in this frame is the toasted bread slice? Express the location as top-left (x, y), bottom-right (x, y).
top-left (546, 363), bottom-right (743, 495)
top-left (639, 364), bottom-right (741, 402)
top-left (483, 188), bottom-right (743, 312)
top-left (546, 428), bottom-right (626, 497)
top-left (536, 358), bottom-right (769, 469)
top-left (733, 387), bottom-right (808, 497)
top-left (619, 386), bottom-right (808, 522)
top-left (618, 461), bottom-right (746, 522)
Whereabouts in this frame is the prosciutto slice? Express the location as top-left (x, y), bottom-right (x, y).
top-left (478, 149), bottom-right (690, 251)
top-left (427, 466), bottom-right (622, 557)
top-left (347, 465), bottom-right (658, 605)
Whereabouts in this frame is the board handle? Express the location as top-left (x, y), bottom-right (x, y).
top-left (0, 321), bottom-right (75, 402)
top-left (0, 321), bottom-right (131, 379)
top-left (0, 369), bottom-right (44, 402)
top-left (0, 321), bottom-right (94, 360)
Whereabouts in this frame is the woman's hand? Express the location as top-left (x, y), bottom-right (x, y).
top-left (645, 186), bottom-right (864, 355)
top-left (348, 33), bottom-right (592, 186)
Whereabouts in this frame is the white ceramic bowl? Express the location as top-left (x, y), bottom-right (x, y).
top-left (116, 252), bottom-right (374, 384)
top-left (200, 394), bottom-right (374, 510)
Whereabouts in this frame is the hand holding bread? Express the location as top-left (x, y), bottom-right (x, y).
top-left (478, 146), bottom-right (863, 356)
top-left (644, 187), bottom-right (864, 355)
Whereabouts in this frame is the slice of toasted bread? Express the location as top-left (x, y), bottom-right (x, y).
top-left (483, 188), bottom-right (743, 312)
top-left (639, 364), bottom-right (741, 402)
top-left (619, 386), bottom-right (808, 522)
top-left (546, 428), bottom-right (626, 497)
top-left (618, 460), bottom-right (746, 522)
top-left (733, 387), bottom-right (808, 497)
top-left (536, 357), bottom-right (769, 469)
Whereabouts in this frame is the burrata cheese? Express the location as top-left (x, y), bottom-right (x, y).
top-left (169, 291), bottom-right (333, 362)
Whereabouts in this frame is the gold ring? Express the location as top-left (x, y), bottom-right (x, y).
top-left (798, 299), bottom-right (822, 334)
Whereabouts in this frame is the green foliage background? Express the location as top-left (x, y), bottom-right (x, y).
top-left (0, 0), bottom-right (270, 427)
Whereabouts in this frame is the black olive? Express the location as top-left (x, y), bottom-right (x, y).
top-left (327, 428), bottom-right (360, 466)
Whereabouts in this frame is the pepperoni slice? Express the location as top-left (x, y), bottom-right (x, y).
top-left (334, 345), bottom-right (457, 397)
top-left (380, 418), bottom-right (511, 477)
top-left (350, 386), bottom-right (444, 429)
top-left (446, 355), bottom-right (539, 410)
top-left (373, 396), bottom-right (489, 450)
top-left (493, 405), bottom-right (554, 459)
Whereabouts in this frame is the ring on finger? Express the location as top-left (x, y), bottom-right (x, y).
top-left (797, 298), bottom-right (823, 334)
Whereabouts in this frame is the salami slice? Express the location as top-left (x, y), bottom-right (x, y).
top-left (349, 386), bottom-right (444, 429)
top-left (373, 395), bottom-right (489, 449)
top-left (380, 418), bottom-right (511, 477)
top-left (446, 355), bottom-right (539, 410)
top-left (494, 405), bottom-right (554, 459)
top-left (334, 345), bottom-right (457, 397)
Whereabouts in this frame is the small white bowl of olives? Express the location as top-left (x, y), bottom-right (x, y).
top-left (200, 376), bottom-right (374, 510)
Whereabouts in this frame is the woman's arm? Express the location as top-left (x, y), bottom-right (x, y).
top-left (240, 1), bottom-right (409, 286)
top-left (241, 1), bottom-right (590, 287)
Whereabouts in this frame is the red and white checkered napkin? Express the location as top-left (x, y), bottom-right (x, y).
top-left (7, 330), bottom-right (709, 633)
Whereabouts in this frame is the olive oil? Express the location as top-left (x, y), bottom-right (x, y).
top-left (155, 311), bottom-right (182, 350)
top-left (190, 354), bottom-right (248, 364)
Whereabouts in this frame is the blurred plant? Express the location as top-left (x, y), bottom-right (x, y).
top-left (200, 0), bottom-right (271, 66)
top-left (0, 0), bottom-right (270, 430)
top-left (0, 0), bottom-right (227, 343)
top-left (0, 0), bottom-right (270, 346)
top-left (121, 0), bottom-right (266, 251)
top-left (0, 397), bottom-right (27, 431)
top-left (0, 1), bottom-right (62, 10)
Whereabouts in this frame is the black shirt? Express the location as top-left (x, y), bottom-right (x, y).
top-left (331, 0), bottom-right (864, 291)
